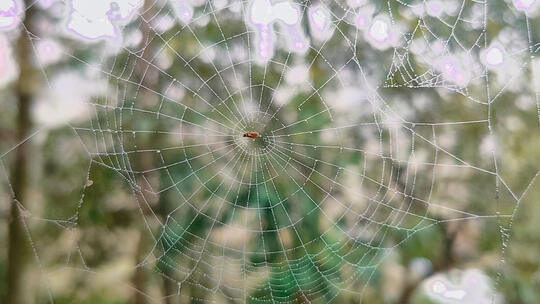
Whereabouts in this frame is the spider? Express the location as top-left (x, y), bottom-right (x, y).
top-left (243, 131), bottom-right (260, 139)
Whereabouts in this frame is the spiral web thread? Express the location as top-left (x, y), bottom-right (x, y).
top-left (1, 0), bottom-right (539, 303)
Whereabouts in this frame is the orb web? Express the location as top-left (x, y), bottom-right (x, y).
top-left (1, 0), bottom-right (538, 303)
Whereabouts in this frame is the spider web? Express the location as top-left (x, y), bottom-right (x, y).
top-left (1, 0), bottom-right (539, 303)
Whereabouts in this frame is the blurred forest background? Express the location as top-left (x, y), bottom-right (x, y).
top-left (1, 0), bottom-right (540, 304)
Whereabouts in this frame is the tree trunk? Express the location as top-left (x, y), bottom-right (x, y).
top-left (6, 3), bottom-right (37, 304)
top-left (131, 0), bottom-right (175, 302)
top-left (398, 223), bottom-right (458, 304)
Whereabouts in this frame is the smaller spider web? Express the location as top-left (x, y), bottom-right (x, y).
top-left (381, 0), bottom-right (536, 108)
